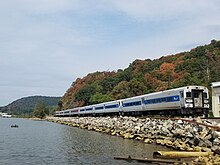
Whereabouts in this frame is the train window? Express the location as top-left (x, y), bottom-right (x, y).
top-left (144, 100), bottom-right (151, 104)
top-left (194, 92), bottom-right (199, 98)
top-left (167, 97), bottom-right (172, 102)
top-left (95, 106), bottom-right (103, 110)
top-left (161, 98), bottom-right (166, 102)
top-left (186, 92), bottom-right (191, 97)
top-left (156, 98), bottom-right (161, 103)
top-left (218, 96), bottom-right (220, 104)
top-left (203, 93), bottom-right (207, 98)
top-left (106, 104), bottom-right (118, 109)
top-left (180, 91), bottom-right (184, 98)
top-left (124, 101), bottom-right (141, 107)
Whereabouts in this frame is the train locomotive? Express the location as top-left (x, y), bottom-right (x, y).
top-left (55, 86), bottom-right (209, 117)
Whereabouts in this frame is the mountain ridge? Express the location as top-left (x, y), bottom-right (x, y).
top-left (0, 96), bottom-right (61, 115)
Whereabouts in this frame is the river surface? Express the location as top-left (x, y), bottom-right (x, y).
top-left (0, 118), bottom-right (173, 165)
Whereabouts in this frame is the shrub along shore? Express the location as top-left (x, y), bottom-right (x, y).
top-left (46, 116), bottom-right (220, 164)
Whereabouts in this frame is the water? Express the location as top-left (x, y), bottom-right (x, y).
top-left (0, 118), bottom-right (172, 165)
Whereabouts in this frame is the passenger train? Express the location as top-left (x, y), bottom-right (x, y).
top-left (55, 86), bottom-right (209, 117)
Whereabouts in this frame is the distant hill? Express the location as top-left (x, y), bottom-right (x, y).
top-left (60, 40), bottom-right (220, 109)
top-left (0, 96), bottom-right (61, 115)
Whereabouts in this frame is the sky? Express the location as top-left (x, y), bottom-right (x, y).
top-left (0, 0), bottom-right (220, 106)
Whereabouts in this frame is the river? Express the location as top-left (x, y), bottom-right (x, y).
top-left (0, 118), bottom-right (172, 165)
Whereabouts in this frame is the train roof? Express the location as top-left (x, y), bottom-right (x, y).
top-left (212, 82), bottom-right (220, 88)
top-left (122, 85), bottom-right (208, 100)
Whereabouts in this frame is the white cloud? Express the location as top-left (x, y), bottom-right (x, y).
top-left (108, 0), bottom-right (220, 22)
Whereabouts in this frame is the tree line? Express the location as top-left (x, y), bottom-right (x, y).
top-left (60, 40), bottom-right (220, 110)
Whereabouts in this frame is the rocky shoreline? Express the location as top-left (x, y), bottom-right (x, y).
top-left (46, 116), bottom-right (220, 164)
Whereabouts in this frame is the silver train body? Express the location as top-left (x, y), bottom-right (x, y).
top-left (55, 86), bottom-right (209, 117)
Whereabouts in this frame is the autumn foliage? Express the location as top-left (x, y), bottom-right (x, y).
top-left (60, 40), bottom-right (220, 109)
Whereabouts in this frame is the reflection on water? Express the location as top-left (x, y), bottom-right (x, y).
top-left (0, 118), bottom-right (172, 165)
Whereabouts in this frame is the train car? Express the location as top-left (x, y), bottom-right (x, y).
top-left (94, 103), bottom-right (105, 115)
top-left (63, 109), bottom-right (71, 116)
top-left (78, 107), bottom-right (86, 116)
top-left (141, 88), bottom-right (181, 115)
top-left (103, 100), bottom-right (121, 115)
top-left (84, 105), bottom-right (94, 115)
top-left (55, 85), bottom-right (209, 117)
top-left (179, 86), bottom-right (209, 116)
top-left (55, 111), bottom-right (61, 116)
top-left (121, 96), bottom-right (143, 115)
top-left (58, 111), bottom-right (64, 117)
top-left (70, 108), bottom-right (79, 116)
top-left (142, 85), bottom-right (209, 116)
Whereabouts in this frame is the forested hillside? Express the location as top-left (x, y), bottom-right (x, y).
top-left (60, 40), bottom-right (220, 110)
top-left (0, 96), bottom-right (60, 115)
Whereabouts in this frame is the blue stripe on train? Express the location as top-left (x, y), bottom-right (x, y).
top-left (122, 101), bottom-right (142, 107)
top-left (105, 104), bottom-right (119, 109)
top-left (144, 95), bottom-right (180, 105)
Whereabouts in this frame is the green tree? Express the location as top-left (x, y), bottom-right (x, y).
top-left (57, 100), bottom-right (63, 111)
top-left (74, 84), bottom-right (101, 105)
top-left (99, 76), bottom-right (119, 94)
top-left (128, 78), bottom-right (145, 96)
top-left (32, 102), bottom-right (48, 119)
top-left (116, 68), bottom-right (132, 82)
top-left (89, 93), bottom-right (113, 104)
top-left (111, 81), bottom-right (130, 99)
top-left (172, 72), bottom-right (204, 88)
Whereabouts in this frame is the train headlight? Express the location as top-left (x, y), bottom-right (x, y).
top-left (185, 99), bottom-right (193, 103)
top-left (204, 99), bottom-right (209, 104)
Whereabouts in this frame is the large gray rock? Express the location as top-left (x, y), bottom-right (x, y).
top-left (212, 131), bottom-right (220, 139)
top-left (172, 128), bottom-right (185, 137)
top-left (213, 138), bottom-right (220, 145)
top-left (211, 145), bottom-right (220, 155)
top-left (204, 134), bottom-right (212, 140)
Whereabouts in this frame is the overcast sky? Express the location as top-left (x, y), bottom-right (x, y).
top-left (0, 0), bottom-right (220, 106)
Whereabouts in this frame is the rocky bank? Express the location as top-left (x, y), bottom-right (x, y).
top-left (47, 116), bottom-right (220, 164)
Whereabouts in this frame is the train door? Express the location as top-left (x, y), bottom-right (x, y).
top-left (192, 90), bottom-right (203, 108)
top-left (118, 101), bottom-right (123, 114)
top-left (179, 91), bottom-right (185, 107)
top-left (141, 97), bottom-right (145, 110)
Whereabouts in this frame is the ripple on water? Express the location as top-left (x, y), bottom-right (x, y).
top-left (0, 118), bottom-right (173, 165)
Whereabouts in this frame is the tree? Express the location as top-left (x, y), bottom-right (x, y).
top-left (159, 62), bottom-right (175, 88)
top-left (73, 84), bottom-right (101, 105)
top-left (89, 93), bottom-right (113, 104)
top-left (32, 102), bottom-right (48, 119)
top-left (116, 68), bottom-right (132, 82)
top-left (128, 78), bottom-right (145, 96)
top-left (57, 100), bottom-right (63, 111)
top-left (111, 81), bottom-right (130, 99)
top-left (99, 76), bottom-right (119, 94)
